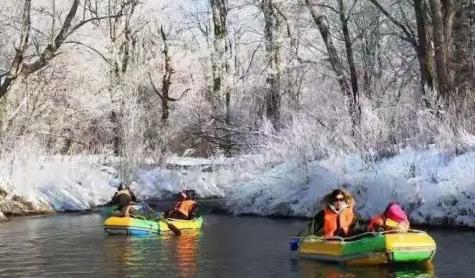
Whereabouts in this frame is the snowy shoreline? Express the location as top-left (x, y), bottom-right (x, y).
top-left (226, 149), bottom-right (475, 228)
top-left (3, 208), bottom-right (475, 232)
top-left (1, 149), bottom-right (475, 227)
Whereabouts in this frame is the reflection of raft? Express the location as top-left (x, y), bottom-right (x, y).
top-left (104, 216), bottom-right (203, 235)
top-left (298, 230), bottom-right (436, 266)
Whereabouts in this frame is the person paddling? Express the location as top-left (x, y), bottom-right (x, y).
top-left (106, 182), bottom-right (138, 217)
top-left (300, 189), bottom-right (357, 238)
top-left (368, 202), bottom-right (410, 232)
top-left (166, 190), bottom-right (198, 220)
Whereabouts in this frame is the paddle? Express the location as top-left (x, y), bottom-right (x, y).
top-left (156, 217), bottom-right (182, 236)
top-left (126, 204), bottom-right (181, 236)
top-left (136, 202), bottom-right (182, 236)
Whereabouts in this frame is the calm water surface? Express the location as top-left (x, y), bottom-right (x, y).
top-left (0, 214), bottom-right (473, 277)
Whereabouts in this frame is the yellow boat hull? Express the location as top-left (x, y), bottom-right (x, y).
top-left (299, 230), bottom-right (436, 266)
top-left (104, 216), bottom-right (203, 235)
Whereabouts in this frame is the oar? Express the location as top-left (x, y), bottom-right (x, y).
top-left (136, 203), bottom-right (182, 236)
top-left (157, 217), bottom-right (182, 236)
top-left (133, 202), bottom-right (181, 235)
top-left (127, 204), bottom-right (181, 236)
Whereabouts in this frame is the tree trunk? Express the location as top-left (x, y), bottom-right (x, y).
top-left (160, 26), bottom-right (172, 121)
top-left (305, 0), bottom-right (357, 132)
top-left (110, 110), bottom-right (121, 156)
top-left (429, 0), bottom-right (454, 104)
top-left (210, 0), bottom-right (231, 122)
top-left (451, 1), bottom-right (473, 105)
top-left (210, 0), bottom-right (233, 155)
top-left (0, 78), bottom-right (14, 100)
top-left (337, 0), bottom-right (360, 126)
top-left (368, 0), bottom-right (438, 106)
top-left (261, 0), bottom-right (283, 130)
top-left (414, 0), bottom-right (434, 100)
top-left (0, 0), bottom-right (32, 100)
top-left (107, 0), bottom-right (138, 77)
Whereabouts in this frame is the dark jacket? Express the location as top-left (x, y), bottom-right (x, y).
top-left (107, 189), bottom-right (137, 210)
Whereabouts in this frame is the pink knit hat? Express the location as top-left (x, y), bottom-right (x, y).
top-left (385, 203), bottom-right (408, 223)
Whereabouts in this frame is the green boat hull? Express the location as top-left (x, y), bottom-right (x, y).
top-left (299, 231), bottom-right (436, 265)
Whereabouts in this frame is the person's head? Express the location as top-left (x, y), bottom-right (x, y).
top-left (180, 189), bottom-right (196, 200)
top-left (117, 182), bottom-right (126, 191)
top-left (128, 181), bottom-right (138, 192)
top-left (384, 202), bottom-right (408, 223)
top-left (186, 190), bottom-right (196, 200)
top-left (180, 190), bottom-right (188, 200)
top-left (329, 189), bottom-right (348, 210)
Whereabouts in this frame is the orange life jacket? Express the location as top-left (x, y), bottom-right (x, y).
top-left (323, 207), bottom-right (354, 237)
top-left (176, 200), bottom-right (197, 218)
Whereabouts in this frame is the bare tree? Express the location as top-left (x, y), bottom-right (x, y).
top-left (0, 0), bottom-right (126, 100)
top-left (368, 0), bottom-right (435, 105)
top-left (413, 0), bottom-right (433, 93)
top-left (107, 0), bottom-right (141, 76)
top-left (337, 0), bottom-right (358, 99)
top-left (352, 2), bottom-right (383, 96)
top-left (452, 0), bottom-right (475, 100)
top-left (102, 0), bottom-right (142, 156)
top-left (367, 0), bottom-right (461, 107)
top-left (260, 0), bottom-right (285, 129)
top-left (429, 0), bottom-right (454, 104)
top-left (148, 27), bottom-right (190, 122)
top-left (210, 0), bottom-right (232, 123)
top-left (337, 0), bottom-right (360, 124)
top-left (304, 0), bottom-right (359, 132)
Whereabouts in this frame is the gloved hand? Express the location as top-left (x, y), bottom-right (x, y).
top-left (289, 238), bottom-right (300, 251)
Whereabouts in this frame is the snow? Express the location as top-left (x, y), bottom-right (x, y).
top-left (0, 154), bottom-right (117, 211)
top-left (1, 147), bottom-right (474, 227)
top-left (134, 165), bottom-right (235, 199)
top-left (227, 148), bottom-right (475, 227)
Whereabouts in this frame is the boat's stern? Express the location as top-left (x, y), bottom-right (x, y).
top-left (297, 231), bottom-right (436, 265)
top-left (158, 216), bottom-right (204, 231)
top-left (104, 216), bottom-right (159, 235)
top-left (385, 231), bottom-right (436, 263)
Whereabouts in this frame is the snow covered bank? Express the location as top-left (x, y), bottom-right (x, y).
top-left (226, 148), bottom-right (475, 227)
top-left (1, 148), bottom-right (474, 227)
top-left (134, 155), bottom-right (254, 200)
top-left (0, 153), bottom-right (237, 219)
top-left (0, 154), bottom-right (118, 218)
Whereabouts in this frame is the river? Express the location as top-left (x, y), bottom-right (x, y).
top-left (0, 214), bottom-right (473, 277)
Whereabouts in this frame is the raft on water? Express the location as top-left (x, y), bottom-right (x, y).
top-left (297, 230), bottom-right (436, 266)
top-left (104, 216), bottom-right (203, 235)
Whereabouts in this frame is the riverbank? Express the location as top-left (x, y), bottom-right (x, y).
top-left (1, 148), bottom-right (475, 227)
top-left (3, 201), bottom-right (475, 233)
top-left (225, 149), bottom-right (475, 228)
top-left (0, 188), bottom-right (55, 222)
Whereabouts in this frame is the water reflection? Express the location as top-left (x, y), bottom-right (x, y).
top-left (102, 230), bottom-right (201, 276)
top-left (103, 236), bottom-right (140, 273)
top-left (164, 230), bottom-right (201, 278)
top-left (299, 259), bottom-right (435, 278)
top-left (0, 215), bottom-right (471, 277)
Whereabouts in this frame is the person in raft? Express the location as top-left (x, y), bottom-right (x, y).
top-left (166, 189), bottom-right (198, 220)
top-left (367, 202), bottom-right (410, 232)
top-left (106, 182), bottom-right (138, 217)
top-left (301, 189), bottom-right (357, 237)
